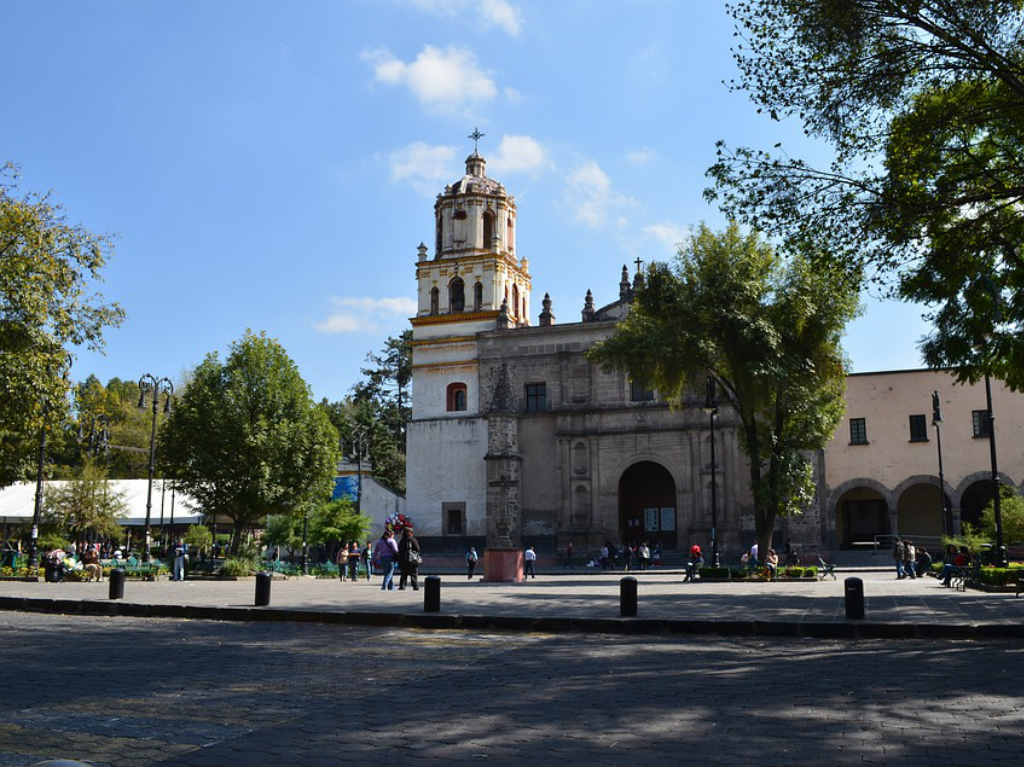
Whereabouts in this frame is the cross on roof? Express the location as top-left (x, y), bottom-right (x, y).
top-left (468, 127), bottom-right (485, 152)
top-left (634, 257), bottom-right (644, 273)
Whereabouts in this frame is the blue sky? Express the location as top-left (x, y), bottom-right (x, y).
top-left (4, 0), bottom-right (930, 401)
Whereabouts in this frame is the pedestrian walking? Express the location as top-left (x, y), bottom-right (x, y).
top-left (398, 527), bottom-right (421, 591)
top-left (172, 539), bottom-right (186, 582)
top-left (466, 546), bottom-right (479, 579)
top-left (524, 545), bottom-right (537, 579)
top-left (373, 529), bottom-right (398, 591)
top-left (362, 540), bottom-right (373, 581)
top-left (622, 544), bottom-right (633, 571)
top-left (336, 544), bottom-right (348, 581)
top-left (638, 542), bottom-right (650, 571)
top-left (564, 540), bottom-right (574, 568)
top-left (893, 538), bottom-right (906, 579)
top-left (903, 539), bottom-right (917, 579)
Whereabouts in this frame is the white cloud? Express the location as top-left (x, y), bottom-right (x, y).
top-left (314, 296), bottom-right (418, 334)
top-left (488, 135), bottom-right (546, 174)
top-left (565, 161), bottom-right (636, 228)
top-left (625, 147), bottom-right (656, 166)
top-left (407, 0), bottom-right (522, 36)
top-left (643, 223), bottom-right (690, 251)
top-left (362, 45), bottom-right (497, 109)
top-left (388, 142), bottom-right (457, 194)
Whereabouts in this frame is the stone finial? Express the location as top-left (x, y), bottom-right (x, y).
top-left (632, 269), bottom-right (645, 292)
top-left (539, 292), bottom-right (554, 326)
top-left (417, 242), bottom-right (428, 260)
top-left (619, 265), bottom-right (632, 301)
top-left (497, 297), bottom-right (512, 329)
top-left (582, 289), bottom-right (595, 322)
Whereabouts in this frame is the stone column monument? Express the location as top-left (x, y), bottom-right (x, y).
top-left (484, 363), bottom-right (524, 581)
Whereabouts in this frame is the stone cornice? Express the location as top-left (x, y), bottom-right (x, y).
top-left (409, 335), bottom-right (477, 347)
top-left (410, 310), bottom-right (500, 327)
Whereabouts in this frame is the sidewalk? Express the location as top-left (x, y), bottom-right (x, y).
top-left (1, 570), bottom-right (1021, 639)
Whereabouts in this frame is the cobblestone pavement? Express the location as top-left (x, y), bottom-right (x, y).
top-left (2, 612), bottom-right (1022, 766)
top-left (1, 570), bottom-right (1022, 626)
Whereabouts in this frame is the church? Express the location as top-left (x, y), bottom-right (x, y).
top-left (403, 143), bottom-right (806, 560)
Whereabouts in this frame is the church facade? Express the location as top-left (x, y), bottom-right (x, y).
top-left (404, 148), bottom-right (829, 557)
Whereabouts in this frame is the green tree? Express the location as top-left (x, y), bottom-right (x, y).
top-left (353, 329), bottom-right (412, 449)
top-left (263, 514), bottom-right (302, 551)
top-left (325, 396), bottom-right (405, 494)
top-left (0, 165), bottom-right (124, 487)
top-left (183, 523), bottom-right (213, 555)
top-left (982, 489), bottom-right (1024, 544)
top-left (588, 223), bottom-right (859, 557)
top-left (42, 457), bottom-right (127, 541)
top-left (158, 331), bottom-right (340, 553)
top-left (308, 497), bottom-right (370, 548)
top-left (705, 1), bottom-right (1024, 387)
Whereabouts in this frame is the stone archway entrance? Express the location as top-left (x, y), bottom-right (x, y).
top-left (897, 483), bottom-right (947, 538)
top-left (619, 461), bottom-right (676, 549)
top-left (836, 486), bottom-right (889, 549)
top-left (960, 480), bottom-right (996, 530)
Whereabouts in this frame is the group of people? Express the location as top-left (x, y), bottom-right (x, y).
top-left (592, 541), bottom-right (660, 571)
top-left (370, 526), bottom-right (421, 591)
top-left (334, 540), bottom-right (373, 582)
top-left (892, 537), bottom-right (933, 579)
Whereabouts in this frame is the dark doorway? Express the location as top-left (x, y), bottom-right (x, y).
top-left (619, 461), bottom-right (676, 549)
top-left (959, 480), bottom-right (996, 531)
top-left (836, 487), bottom-right (889, 549)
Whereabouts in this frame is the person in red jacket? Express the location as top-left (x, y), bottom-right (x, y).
top-left (685, 544), bottom-right (704, 582)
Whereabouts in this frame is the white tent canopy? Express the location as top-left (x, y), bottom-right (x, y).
top-left (0, 479), bottom-right (202, 527)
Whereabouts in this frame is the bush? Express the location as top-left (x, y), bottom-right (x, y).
top-left (220, 558), bottom-right (255, 577)
top-left (977, 566), bottom-right (1024, 587)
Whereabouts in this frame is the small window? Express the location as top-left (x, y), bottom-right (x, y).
top-left (512, 284), bottom-right (519, 318)
top-left (436, 216), bottom-right (443, 256)
top-left (909, 414), bottom-right (928, 442)
top-left (447, 383), bottom-right (467, 412)
top-left (972, 409), bottom-right (991, 438)
top-left (443, 502), bottom-right (465, 535)
top-left (430, 287), bottom-right (439, 315)
top-left (453, 210), bottom-right (467, 220)
top-left (525, 383), bottom-right (547, 413)
top-left (849, 418), bottom-right (868, 445)
top-left (473, 282), bottom-right (483, 311)
top-left (630, 380), bottom-right (654, 402)
top-left (483, 211), bottom-right (494, 247)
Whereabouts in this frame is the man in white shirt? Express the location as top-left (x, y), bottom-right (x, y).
top-left (524, 545), bottom-right (537, 579)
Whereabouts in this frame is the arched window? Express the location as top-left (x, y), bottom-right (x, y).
top-left (473, 281), bottom-right (483, 311)
top-left (449, 277), bottom-right (465, 313)
top-left (507, 217), bottom-right (513, 251)
top-left (482, 211), bottom-right (494, 249)
top-left (522, 297), bottom-right (526, 319)
top-left (447, 382), bottom-right (468, 412)
top-left (430, 287), bottom-right (439, 315)
top-left (436, 216), bottom-right (443, 257)
top-left (512, 284), bottom-right (519, 318)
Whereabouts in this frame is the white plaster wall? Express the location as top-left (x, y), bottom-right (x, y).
top-left (411, 362), bottom-right (480, 418)
top-left (405, 417), bottom-right (488, 536)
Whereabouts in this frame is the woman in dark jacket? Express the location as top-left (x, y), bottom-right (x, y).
top-left (398, 527), bottom-right (421, 591)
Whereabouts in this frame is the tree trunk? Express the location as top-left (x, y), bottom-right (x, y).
top-left (231, 519), bottom-right (244, 555)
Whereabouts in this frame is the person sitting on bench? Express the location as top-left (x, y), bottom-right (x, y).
top-left (685, 544), bottom-right (704, 582)
top-left (939, 546), bottom-right (970, 587)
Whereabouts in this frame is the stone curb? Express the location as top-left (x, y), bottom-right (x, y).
top-left (0, 595), bottom-right (1019, 640)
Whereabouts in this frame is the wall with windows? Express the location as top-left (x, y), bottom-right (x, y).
top-left (822, 369), bottom-right (1024, 543)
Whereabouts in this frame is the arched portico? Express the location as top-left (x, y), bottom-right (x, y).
top-left (895, 478), bottom-right (948, 539)
top-left (831, 478), bottom-right (891, 549)
top-left (619, 461), bottom-right (677, 549)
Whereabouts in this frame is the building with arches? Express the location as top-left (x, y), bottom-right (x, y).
top-left (405, 144), bottom-right (1024, 559)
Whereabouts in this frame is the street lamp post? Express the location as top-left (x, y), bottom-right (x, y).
top-left (138, 374), bottom-right (173, 563)
top-left (301, 506), bottom-right (309, 575)
top-left (931, 391), bottom-right (950, 536)
top-left (983, 373), bottom-right (1007, 566)
top-left (702, 376), bottom-right (721, 568)
top-left (28, 355), bottom-right (72, 570)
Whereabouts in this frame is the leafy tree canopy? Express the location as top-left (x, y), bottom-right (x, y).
top-left (983, 488), bottom-right (1024, 544)
top-left (705, 1), bottom-right (1024, 387)
top-left (42, 457), bottom-right (127, 541)
top-left (158, 331), bottom-right (340, 551)
top-left (0, 164), bottom-right (124, 487)
top-left (588, 223), bottom-right (860, 556)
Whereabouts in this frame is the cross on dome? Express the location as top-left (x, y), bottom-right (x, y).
top-left (468, 127), bottom-right (485, 153)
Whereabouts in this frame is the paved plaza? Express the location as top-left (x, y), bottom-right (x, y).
top-left (1, 610), bottom-right (1022, 766)
top-left (1, 569), bottom-right (1022, 629)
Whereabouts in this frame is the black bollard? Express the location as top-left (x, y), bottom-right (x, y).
top-left (424, 575), bottom-right (441, 612)
top-left (109, 568), bottom-right (125, 600)
top-left (844, 576), bottom-right (865, 620)
top-left (620, 576), bottom-right (638, 617)
top-left (255, 571), bottom-right (271, 607)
